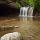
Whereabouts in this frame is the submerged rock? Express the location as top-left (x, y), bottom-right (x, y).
top-left (0, 25), bottom-right (14, 31)
top-left (14, 26), bottom-right (19, 28)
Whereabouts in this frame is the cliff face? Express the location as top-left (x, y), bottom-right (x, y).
top-left (6, 0), bottom-right (16, 8)
top-left (0, 1), bottom-right (19, 17)
top-left (0, 0), bottom-right (16, 8)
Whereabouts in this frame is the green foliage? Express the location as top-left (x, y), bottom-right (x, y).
top-left (16, 0), bottom-right (34, 8)
top-left (33, 0), bottom-right (40, 11)
top-left (28, 0), bottom-right (34, 6)
top-left (16, 0), bottom-right (28, 7)
top-left (16, 2), bottom-right (21, 8)
top-left (16, 0), bottom-right (40, 10)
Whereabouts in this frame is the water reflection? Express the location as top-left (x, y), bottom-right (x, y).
top-left (0, 17), bottom-right (40, 40)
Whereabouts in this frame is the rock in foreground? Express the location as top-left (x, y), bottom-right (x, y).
top-left (1, 32), bottom-right (22, 40)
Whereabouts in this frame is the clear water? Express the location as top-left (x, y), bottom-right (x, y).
top-left (0, 17), bottom-right (40, 40)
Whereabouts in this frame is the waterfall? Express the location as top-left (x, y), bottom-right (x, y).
top-left (19, 7), bottom-right (33, 17)
top-left (19, 7), bottom-right (29, 17)
top-left (28, 7), bottom-right (33, 17)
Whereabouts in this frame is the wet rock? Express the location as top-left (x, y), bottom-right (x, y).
top-left (1, 32), bottom-right (22, 40)
top-left (14, 26), bottom-right (19, 28)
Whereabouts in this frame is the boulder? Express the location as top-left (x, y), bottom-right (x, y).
top-left (1, 32), bottom-right (22, 40)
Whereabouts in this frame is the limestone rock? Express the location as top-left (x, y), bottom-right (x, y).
top-left (1, 32), bottom-right (22, 40)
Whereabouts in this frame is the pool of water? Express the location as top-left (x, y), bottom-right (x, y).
top-left (0, 17), bottom-right (40, 40)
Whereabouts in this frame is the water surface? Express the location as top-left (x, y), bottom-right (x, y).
top-left (0, 17), bottom-right (40, 40)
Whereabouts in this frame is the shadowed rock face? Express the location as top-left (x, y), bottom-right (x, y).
top-left (0, 3), bottom-right (20, 17)
top-left (0, 0), bottom-right (16, 8)
top-left (0, 0), bottom-right (20, 17)
top-left (33, 9), bottom-right (40, 16)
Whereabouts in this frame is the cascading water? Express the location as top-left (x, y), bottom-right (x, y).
top-left (19, 7), bottom-right (29, 17)
top-left (19, 7), bottom-right (33, 17)
top-left (28, 7), bottom-right (33, 17)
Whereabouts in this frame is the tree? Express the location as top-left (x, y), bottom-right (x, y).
top-left (32, 0), bottom-right (40, 16)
